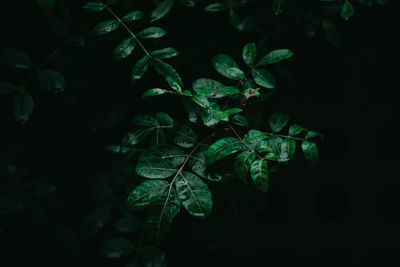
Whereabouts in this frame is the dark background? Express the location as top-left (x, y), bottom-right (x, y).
top-left (1, 0), bottom-right (399, 266)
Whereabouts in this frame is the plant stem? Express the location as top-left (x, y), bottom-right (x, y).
top-left (228, 124), bottom-right (262, 159)
top-left (261, 131), bottom-right (305, 141)
top-left (99, 0), bottom-right (152, 58)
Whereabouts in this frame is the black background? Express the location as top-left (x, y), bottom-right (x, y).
top-left (1, 1), bottom-right (399, 266)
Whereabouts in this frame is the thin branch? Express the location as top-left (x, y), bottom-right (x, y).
top-left (228, 124), bottom-right (263, 159)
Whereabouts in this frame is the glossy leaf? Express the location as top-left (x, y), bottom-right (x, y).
top-left (175, 171), bottom-right (213, 218)
top-left (122, 128), bottom-right (155, 146)
top-left (0, 81), bottom-right (19, 94)
top-left (250, 159), bottom-right (268, 192)
top-left (252, 68), bottom-right (276, 89)
top-left (257, 49), bottom-right (294, 66)
top-left (234, 151), bottom-right (256, 183)
top-left (305, 130), bottom-right (322, 140)
top-left (104, 145), bottom-right (132, 154)
top-left (155, 112), bottom-right (174, 126)
top-left (122, 10), bottom-right (144, 22)
top-left (127, 180), bottom-right (169, 207)
top-left (136, 157), bottom-right (176, 179)
top-left (192, 94), bottom-right (210, 109)
top-left (206, 137), bottom-right (244, 164)
top-left (226, 67), bottom-right (245, 80)
top-left (192, 78), bottom-right (226, 99)
top-left (140, 144), bottom-right (185, 167)
top-left (170, 124), bottom-right (198, 148)
top-left (91, 20), bottom-right (120, 35)
top-left (194, 86), bottom-right (212, 96)
top-left (143, 88), bottom-right (169, 98)
top-left (37, 69), bottom-right (66, 93)
top-left (132, 115), bottom-right (159, 127)
top-left (204, 3), bottom-right (228, 12)
top-left (243, 130), bottom-right (269, 146)
top-left (341, 0), bottom-right (355, 21)
top-left (220, 86), bottom-right (240, 95)
top-left (151, 47), bottom-right (180, 59)
top-left (151, 0), bottom-right (174, 22)
top-left (137, 27), bottom-right (166, 39)
top-left (152, 59), bottom-right (183, 88)
top-left (301, 140), bottom-right (319, 165)
top-left (131, 56), bottom-right (150, 81)
top-left (268, 112), bottom-right (290, 132)
top-left (213, 108), bottom-right (242, 122)
top-left (212, 54), bottom-right (239, 79)
top-left (289, 124), bottom-right (305, 136)
top-left (82, 2), bottom-right (104, 12)
top-left (13, 90), bottom-right (34, 124)
top-left (242, 43), bottom-right (256, 67)
top-left (280, 138), bottom-right (296, 162)
top-left (99, 238), bottom-right (135, 259)
top-left (231, 114), bottom-right (249, 126)
top-left (113, 37), bottom-right (135, 61)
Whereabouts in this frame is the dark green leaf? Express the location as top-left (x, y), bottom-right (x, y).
top-left (137, 27), bottom-right (166, 39)
top-left (257, 49), bottom-right (294, 66)
top-left (267, 135), bottom-right (283, 161)
top-left (138, 246), bottom-right (168, 267)
top-left (252, 68), bottom-right (276, 89)
top-left (122, 128), bottom-right (155, 146)
top-left (150, 47), bottom-right (180, 59)
top-left (301, 140), bottom-right (319, 165)
top-left (228, 8), bottom-right (240, 26)
top-left (170, 124), bottom-right (198, 148)
top-left (305, 130), bottom-right (322, 140)
top-left (127, 180), bottom-right (169, 207)
top-left (0, 81), bottom-right (19, 94)
top-left (122, 10), bottom-right (144, 22)
top-left (140, 144), bottom-right (185, 167)
top-left (91, 20), bottom-right (120, 35)
top-left (104, 145), bottom-right (132, 154)
top-left (192, 94), bottom-right (210, 109)
top-left (231, 114), bottom-right (249, 126)
top-left (151, 0), bottom-right (174, 22)
top-left (204, 3), bottom-right (228, 12)
top-left (131, 56), bottom-right (150, 81)
top-left (188, 146), bottom-right (220, 180)
top-left (268, 112), bottom-right (290, 132)
top-left (220, 86), bottom-right (240, 95)
top-left (244, 130), bottom-right (269, 146)
top-left (175, 171), bottom-right (213, 218)
top-left (192, 78), bottom-right (226, 99)
top-left (113, 37), bottom-right (135, 61)
top-left (242, 43), bottom-right (256, 67)
top-left (250, 159), bottom-right (268, 192)
top-left (37, 69), bottom-right (66, 93)
top-left (152, 58), bottom-right (183, 87)
top-left (213, 108), bottom-right (242, 122)
top-left (289, 124), bottom-right (305, 136)
top-left (280, 138), bottom-right (296, 161)
top-left (143, 88), bottom-right (169, 98)
top-left (132, 115), bottom-right (159, 127)
top-left (234, 151), bottom-right (256, 183)
top-left (82, 203), bottom-right (112, 236)
top-left (194, 86), bottom-right (212, 96)
top-left (13, 90), bottom-right (33, 124)
top-left (341, 0), bottom-right (355, 21)
top-left (114, 215), bottom-right (142, 233)
top-left (206, 137), bottom-right (244, 164)
top-left (0, 47), bottom-right (33, 69)
top-left (156, 112), bottom-right (174, 126)
top-left (99, 238), bottom-right (135, 258)
top-left (226, 67), bottom-right (245, 80)
top-left (136, 157), bottom-right (176, 179)
top-left (82, 2), bottom-right (104, 12)
top-left (212, 54), bottom-right (239, 79)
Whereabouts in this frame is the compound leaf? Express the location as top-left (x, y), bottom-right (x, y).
top-left (150, 47), bottom-right (180, 59)
top-left (122, 10), bottom-right (144, 22)
top-left (113, 37), bottom-right (135, 61)
top-left (206, 137), bottom-right (244, 164)
top-left (151, 0), bottom-right (174, 22)
top-left (131, 56), bottom-right (150, 81)
top-left (137, 27), bottom-right (166, 39)
top-left (92, 20), bottom-right (120, 35)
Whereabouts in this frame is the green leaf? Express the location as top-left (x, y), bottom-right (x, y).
top-left (252, 68), bottom-right (276, 89)
top-left (13, 90), bottom-right (34, 124)
top-left (0, 81), bottom-right (19, 94)
top-left (192, 78), bottom-right (226, 99)
top-left (234, 151), bottom-right (256, 183)
top-left (212, 54), bottom-right (239, 79)
top-left (289, 124), bottom-right (305, 136)
top-left (213, 108), bottom-right (242, 122)
top-left (114, 215), bottom-right (142, 233)
top-left (150, 47), bottom-right (180, 59)
top-left (242, 43), bottom-right (256, 67)
top-left (113, 37), bottom-right (135, 61)
top-left (254, 140), bottom-right (273, 153)
top-left (192, 94), bottom-right (210, 109)
top-left (122, 128), bottom-right (155, 146)
top-left (152, 128), bottom-right (166, 145)
top-left (322, 20), bottom-right (342, 47)
top-left (175, 171), bottom-right (213, 218)
top-left (188, 146), bottom-right (219, 180)
top-left (91, 20), bottom-right (120, 35)
top-left (257, 49), bottom-right (294, 66)
top-left (136, 157), bottom-right (177, 179)
top-left (140, 144), bottom-right (185, 167)
top-left (250, 159), bottom-right (268, 192)
top-left (131, 56), bottom-right (150, 81)
top-left (228, 8), bottom-right (240, 26)
top-left (37, 69), bottom-right (66, 93)
top-left (220, 86), bottom-right (240, 95)
top-left (152, 58), bottom-right (183, 87)
top-left (226, 67), bottom-right (245, 80)
top-left (127, 180), bottom-right (169, 207)
top-left (138, 246), bottom-right (168, 267)
top-left (82, 2), bottom-right (104, 12)
top-left (268, 112), bottom-right (290, 132)
top-left (243, 130), bottom-right (269, 146)
top-left (0, 47), bottom-right (33, 69)
top-left (305, 130), bottom-right (322, 140)
top-left (341, 0), bottom-right (355, 21)
top-left (267, 135), bottom-right (283, 161)
top-left (272, 0), bottom-right (287, 15)
top-left (137, 27), bottom-right (166, 39)
top-left (301, 140), bottom-right (319, 165)
top-left (122, 10), bottom-right (144, 22)
top-left (99, 238), bottom-right (135, 259)
top-left (143, 88), bottom-right (169, 98)
top-left (231, 114), bottom-right (249, 126)
top-left (104, 145), bottom-right (132, 154)
top-left (280, 138), bottom-right (296, 161)
top-left (155, 112), bottom-right (174, 127)
top-left (194, 86), bottom-right (212, 96)
top-left (204, 3), bottom-right (228, 12)
top-left (151, 0), bottom-right (174, 22)
top-left (206, 137), bottom-right (244, 164)
top-left (132, 115), bottom-right (159, 127)
top-left (170, 124), bottom-right (198, 148)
